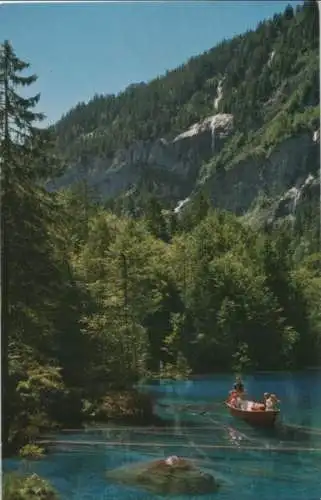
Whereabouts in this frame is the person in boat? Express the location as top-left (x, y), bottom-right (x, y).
top-left (228, 389), bottom-right (237, 403)
top-left (234, 391), bottom-right (245, 410)
top-left (227, 376), bottom-right (245, 403)
top-left (265, 393), bottom-right (280, 411)
top-left (233, 376), bottom-right (245, 395)
top-left (250, 401), bottom-right (265, 411)
top-left (228, 390), bottom-right (238, 407)
top-left (263, 392), bottom-right (270, 409)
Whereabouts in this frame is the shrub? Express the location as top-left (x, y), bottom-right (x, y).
top-left (3, 473), bottom-right (59, 500)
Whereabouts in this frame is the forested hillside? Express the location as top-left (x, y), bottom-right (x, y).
top-left (52, 1), bottom-right (319, 223)
top-left (1, 0), bottom-right (320, 469)
top-left (55, 2), bottom-right (318, 159)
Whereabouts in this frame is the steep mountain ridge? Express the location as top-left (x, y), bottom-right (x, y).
top-left (52, 1), bottom-right (319, 224)
top-left (49, 112), bottom-right (234, 204)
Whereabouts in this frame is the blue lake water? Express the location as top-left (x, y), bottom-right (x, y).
top-left (4, 371), bottom-right (321, 499)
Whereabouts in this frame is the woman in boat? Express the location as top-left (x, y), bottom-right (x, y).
top-left (227, 389), bottom-right (237, 403)
top-left (228, 390), bottom-right (238, 407)
top-left (265, 393), bottom-right (280, 411)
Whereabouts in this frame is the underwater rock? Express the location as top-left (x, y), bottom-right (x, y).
top-left (106, 456), bottom-right (220, 495)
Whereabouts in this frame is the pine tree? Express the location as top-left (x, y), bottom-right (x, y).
top-left (144, 195), bottom-right (169, 242)
top-left (0, 40), bottom-right (62, 453)
top-left (1, 40), bottom-right (44, 452)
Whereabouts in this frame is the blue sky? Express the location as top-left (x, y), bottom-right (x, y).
top-left (2, 1), bottom-right (302, 125)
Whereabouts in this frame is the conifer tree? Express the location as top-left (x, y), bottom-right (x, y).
top-left (1, 39), bottom-right (45, 451)
top-left (0, 40), bottom-right (62, 452)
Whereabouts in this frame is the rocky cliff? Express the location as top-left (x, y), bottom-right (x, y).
top-left (204, 129), bottom-right (320, 216)
top-left (50, 110), bottom-right (319, 225)
top-left (49, 113), bottom-right (234, 202)
top-left (51, 2), bottom-right (319, 225)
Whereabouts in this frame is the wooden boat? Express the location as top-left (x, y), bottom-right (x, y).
top-left (226, 401), bottom-right (279, 427)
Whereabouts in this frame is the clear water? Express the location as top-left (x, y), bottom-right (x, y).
top-left (4, 372), bottom-right (321, 499)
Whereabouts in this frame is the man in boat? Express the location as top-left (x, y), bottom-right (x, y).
top-left (227, 376), bottom-right (245, 406)
top-left (233, 376), bottom-right (245, 395)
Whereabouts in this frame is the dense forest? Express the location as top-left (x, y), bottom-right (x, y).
top-left (1, 2), bottom-right (320, 480)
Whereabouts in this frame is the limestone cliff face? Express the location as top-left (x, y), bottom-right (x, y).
top-left (241, 169), bottom-right (319, 230)
top-left (203, 131), bottom-right (320, 216)
top-left (273, 173), bottom-right (319, 219)
top-left (48, 114), bottom-right (234, 200)
top-left (50, 114), bottom-right (319, 226)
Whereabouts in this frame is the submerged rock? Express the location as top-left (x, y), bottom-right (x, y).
top-left (106, 456), bottom-right (220, 495)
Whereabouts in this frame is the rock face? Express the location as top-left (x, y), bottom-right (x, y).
top-left (48, 113), bottom-right (234, 201)
top-left (270, 172), bottom-right (319, 225)
top-left (106, 457), bottom-right (220, 495)
top-left (173, 113), bottom-right (234, 156)
top-left (50, 113), bottom-right (318, 226)
top-left (206, 131), bottom-right (320, 216)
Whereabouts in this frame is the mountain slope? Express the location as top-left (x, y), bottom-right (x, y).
top-left (52, 1), bottom-right (319, 224)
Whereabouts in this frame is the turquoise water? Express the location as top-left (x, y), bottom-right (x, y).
top-left (4, 372), bottom-right (321, 499)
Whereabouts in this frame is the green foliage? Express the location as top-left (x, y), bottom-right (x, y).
top-left (3, 473), bottom-right (59, 500)
top-left (19, 444), bottom-right (45, 460)
top-left (161, 313), bottom-right (192, 380)
top-left (1, 41), bottom-right (95, 454)
top-left (159, 355), bottom-right (192, 381)
top-left (232, 343), bottom-right (252, 373)
top-left (95, 390), bottom-right (156, 424)
top-left (8, 347), bottom-right (64, 448)
top-left (73, 214), bottom-right (169, 389)
top-left (1, 40), bottom-right (66, 453)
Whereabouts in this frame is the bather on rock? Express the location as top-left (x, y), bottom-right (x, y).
top-left (106, 456), bottom-right (220, 495)
top-left (165, 455), bottom-right (180, 466)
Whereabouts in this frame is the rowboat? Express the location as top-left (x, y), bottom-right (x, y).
top-left (225, 401), bottom-right (279, 428)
